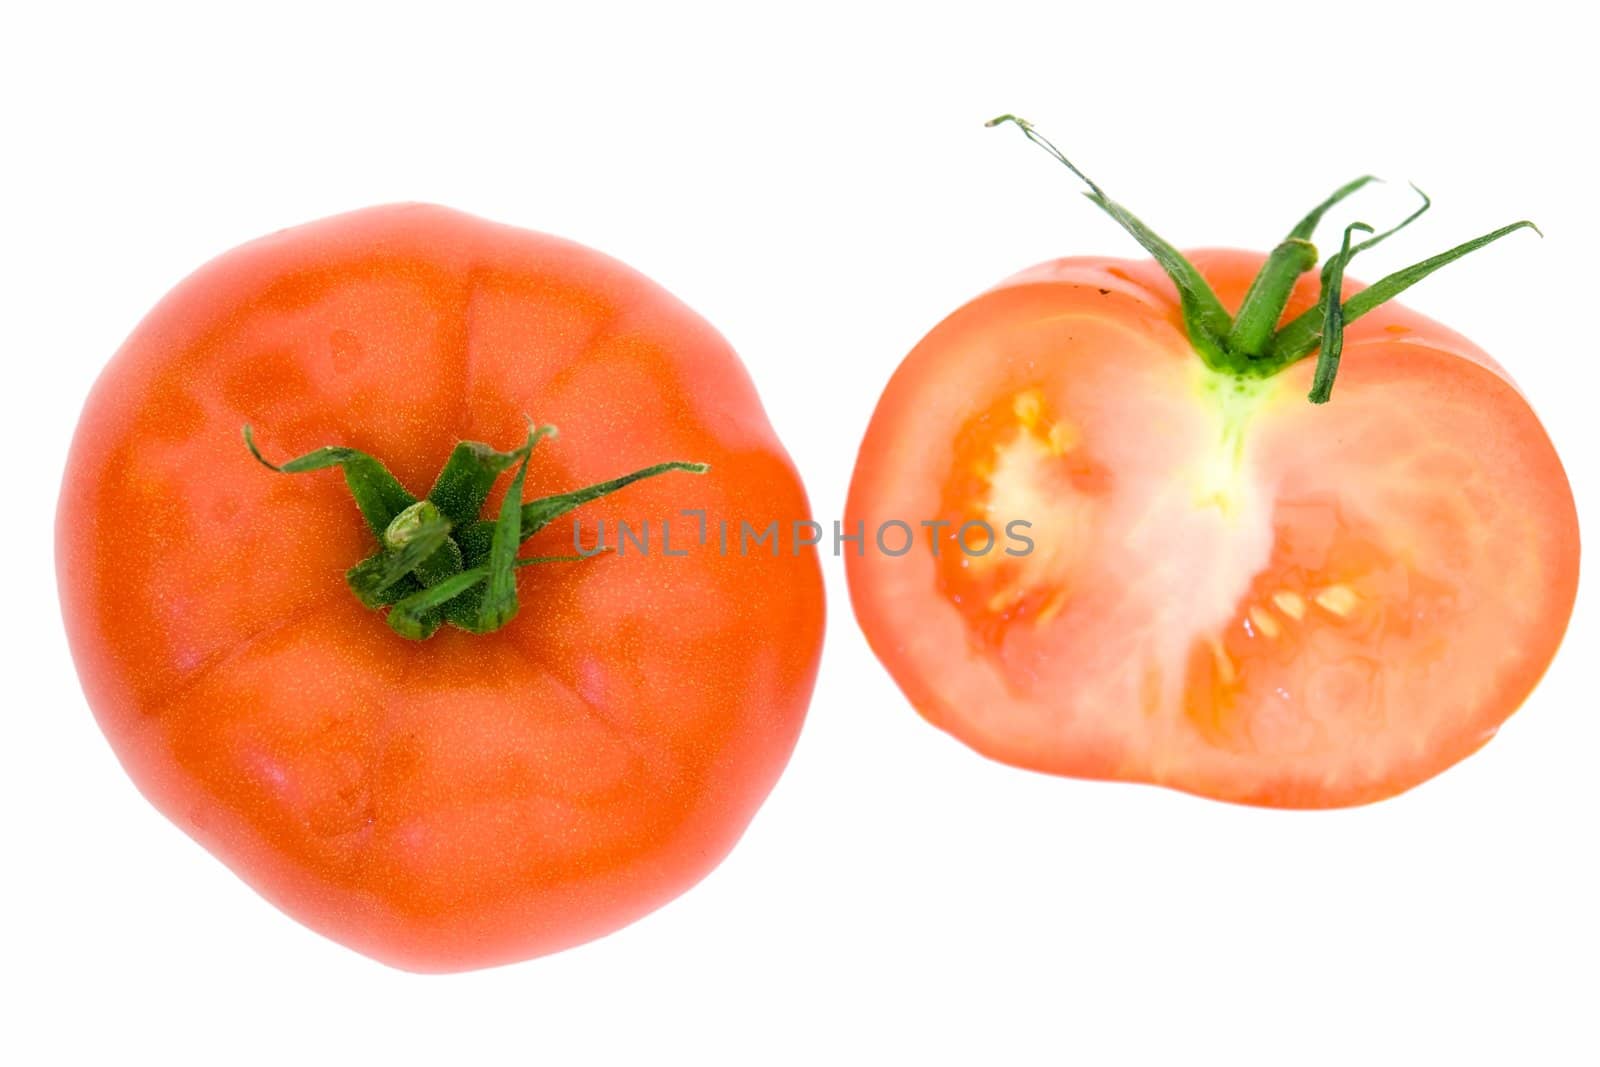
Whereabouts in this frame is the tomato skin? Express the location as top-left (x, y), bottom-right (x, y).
top-left (57, 204), bottom-right (824, 971)
top-left (846, 249), bottom-right (1579, 808)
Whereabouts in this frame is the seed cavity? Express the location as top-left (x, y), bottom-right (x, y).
top-left (1314, 584), bottom-right (1360, 617)
top-left (1012, 389), bottom-right (1043, 427)
top-left (1046, 422), bottom-right (1078, 455)
top-left (1210, 638), bottom-right (1237, 685)
top-left (1011, 388), bottom-right (1078, 455)
top-left (1247, 605), bottom-right (1281, 639)
top-left (1034, 590), bottom-right (1067, 625)
top-left (1272, 590), bottom-right (1306, 620)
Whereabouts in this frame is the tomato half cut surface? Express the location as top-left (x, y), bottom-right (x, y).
top-left (846, 248), bottom-right (1578, 807)
top-left (58, 204), bottom-right (824, 970)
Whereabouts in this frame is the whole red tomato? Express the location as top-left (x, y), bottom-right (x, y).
top-left (58, 204), bottom-right (824, 971)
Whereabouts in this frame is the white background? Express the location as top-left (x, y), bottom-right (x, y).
top-left (4, 2), bottom-right (1596, 1063)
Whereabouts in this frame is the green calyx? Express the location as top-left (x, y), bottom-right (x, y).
top-left (987, 114), bottom-right (1540, 403)
top-left (244, 422), bottom-right (708, 639)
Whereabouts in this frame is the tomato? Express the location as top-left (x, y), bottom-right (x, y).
top-left (845, 119), bottom-right (1579, 808)
top-left (57, 204), bottom-right (824, 971)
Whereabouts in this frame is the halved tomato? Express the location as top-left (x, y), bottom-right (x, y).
top-left (845, 121), bottom-right (1579, 807)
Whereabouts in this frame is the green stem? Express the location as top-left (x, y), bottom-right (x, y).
top-left (454, 460), bottom-right (711, 564)
top-left (987, 114), bottom-right (1234, 370)
top-left (473, 427), bottom-right (537, 633)
top-left (345, 500), bottom-right (455, 604)
top-left (1225, 176), bottom-right (1377, 358)
top-left (1226, 238), bottom-right (1318, 359)
top-left (243, 426), bottom-right (415, 535)
top-left (1320, 183), bottom-right (1431, 290)
top-left (1308, 222), bottom-right (1375, 403)
top-left (246, 422), bottom-right (708, 639)
top-left (425, 430), bottom-right (552, 527)
top-left (986, 114), bottom-right (1540, 403)
top-left (1270, 220), bottom-right (1541, 366)
top-left (385, 554), bottom-right (604, 640)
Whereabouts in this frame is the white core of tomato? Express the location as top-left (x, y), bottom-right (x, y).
top-left (1045, 365), bottom-right (1283, 763)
